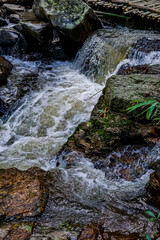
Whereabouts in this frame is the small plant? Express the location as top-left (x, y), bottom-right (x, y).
top-left (145, 211), bottom-right (160, 240)
top-left (126, 99), bottom-right (160, 121)
top-left (98, 108), bottom-right (107, 118)
top-left (145, 210), bottom-right (160, 222)
top-left (146, 233), bottom-right (151, 240)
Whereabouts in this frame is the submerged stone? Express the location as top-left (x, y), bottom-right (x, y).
top-left (32, 0), bottom-right (101, 42)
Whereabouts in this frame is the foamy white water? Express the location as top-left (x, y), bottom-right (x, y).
top-left (0, 59), bottom-right (102, 169)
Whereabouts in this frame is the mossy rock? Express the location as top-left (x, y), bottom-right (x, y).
top-left (94, 74), bottom-right (160, 117)
top-left (32, 0), bottom-right (101, 42)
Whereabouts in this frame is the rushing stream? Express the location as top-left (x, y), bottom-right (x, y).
top-left (0, 26), bottom-right (160, 237)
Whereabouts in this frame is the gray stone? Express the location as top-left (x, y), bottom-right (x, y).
top-left (102, 74), bottom-right (160, 114)
top-left (32, 0), bottom-right (101, 42)
top-left (0, 56), bottom-right (12, 85)
top-left (20, 11), bottom-right (65, 58)
top-left (0, 29), bottom-right (28, 57)
top-left (10, 13), bottom-right (20, 23)
top-left (3, 3), bottom-right (25, 14)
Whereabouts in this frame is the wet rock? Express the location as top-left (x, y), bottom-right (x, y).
top-left (0, 29), bottom-right (28, 57)
top-left (1, 0), bottom-right (32, 4)
top-left (0, 97), bottom-right (7, 116)
top-left (3, 3), bottom-right (25, 14)
top-left (10, 14), bottom-right (20, 23)
top-left (147, 165), bottom-right (160, 207)
top-left (75, 30), bottom-right (124, 83)
top-left (117, 64), bottom-right (160, 75)
top-left (0, 17), bottom-right (8, 26)
top-left (3, 222), bottom-right (34, 240)
top-left (127, 37), bottom-right (160, 57)
top-left (0, 222), bottom-right (34, 239)
top-left (32, 0), bottom-right (101, 42)
top-left (31, 230), bottom-right (79, 240)
top-left (78, 225), bottom-right (142, 240)
top-left (0, 167), bottom-right (49, 219)
top-left (103, 231), bottom-right (142, 240)
top-left (126, 37), bottom-right (160, 66)
top-left (78, 225), bottom-right (103, 240)
top-left (20, 11), bottom-right (65, 58)
top-left (0, 56), bottom-right (13, 85)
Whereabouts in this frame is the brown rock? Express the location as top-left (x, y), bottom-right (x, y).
top-left (78, 225), bottom-right (142, 240)
top-left (78, 225), bottom-right (103, 240)
top-left (103, 231), bottom-right (142, 240)
top-left (147, 166), bottom-right (160, 207)
top-left (0, 56), bottom-right (12, 85)
top-left (0, 167), bottom-right (49, 219)
top-left (3, 223), bottom-right (33, 240)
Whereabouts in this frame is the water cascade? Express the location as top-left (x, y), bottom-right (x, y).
top-left (0, 26), bottom-right (160, 237)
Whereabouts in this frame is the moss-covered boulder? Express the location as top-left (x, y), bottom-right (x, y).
top-left (61, 74), bottom-right (160, 157)
top-left (32, 0), bottom-right (101, 42)
top-left (95, 74), bottom-right (160, 115)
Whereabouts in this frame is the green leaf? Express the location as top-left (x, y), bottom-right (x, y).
top-left (145, 211), bottom-right (156, 218)
top-left (152, 103), bottom-right (160, 118)
top-left (87, 121), bottom-right (92, 127)
top-left (148, 218), bottom-right (156, 222)
top-left (126, 100), bottom-right (156, 113)
top-left (157, 212), bottom-right (160, 219)
top-left (146, 233), bottom-right (151, 240)
top-left (148, 102), bottom-right (159, 118)
top-left (98, 109), bottom-right (104, 114)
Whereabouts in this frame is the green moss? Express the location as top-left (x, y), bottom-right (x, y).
top-left (56, 222), bottom-right (79, 232)
top-left (21, 224), bottom-right (32, 233)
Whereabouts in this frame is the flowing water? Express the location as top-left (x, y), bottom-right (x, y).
top-left (0, 26), bottom-right (160, 237)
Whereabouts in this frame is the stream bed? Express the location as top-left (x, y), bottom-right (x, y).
top-left (0, 26), bottom-right (160, 238)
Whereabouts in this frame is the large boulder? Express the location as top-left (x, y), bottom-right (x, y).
top-left (99, 74), bottom-right (160, 115)
top-left (20, 11), bottom-right (66, 58)
top-left (32, 0), bottom-right (102, 42)
top-left (0, 167), bottom-right (49, 219)
top-left (0, 56), bottom-right (12, 85)
top-left (75, 30), bottom-right (124, 83)
top-left (0, 29), bottom-right (28, 57)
